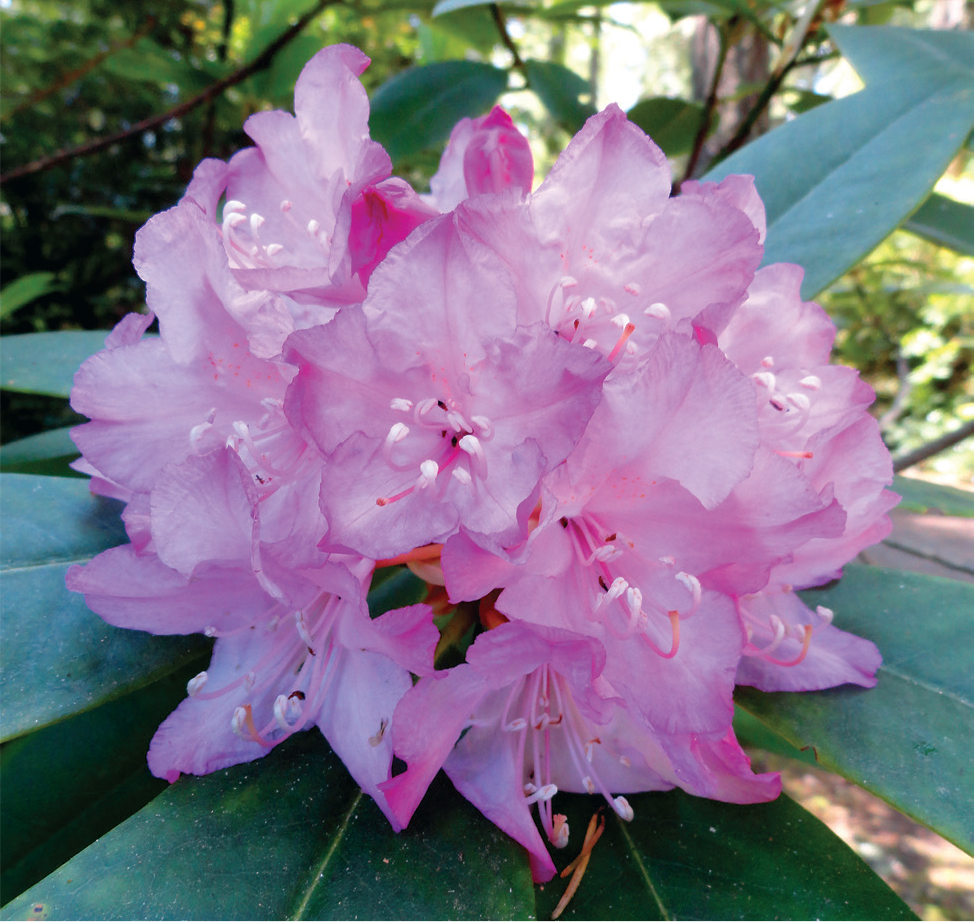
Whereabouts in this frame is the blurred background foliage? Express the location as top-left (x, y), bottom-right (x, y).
top-left (1, 0), bottom-right (972, 481)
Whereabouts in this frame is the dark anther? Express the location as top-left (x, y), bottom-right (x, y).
top-left (289, 690), bottom-right (306, 700)
top-left (560, 516), bottom-right (569, 529)
top-left (605, 533), bottom-right (617, 542)
top-left (598, 576), bottom-right (609, 591)
top-left (451, 435), bottom-right (458, 447)
top-left (437, 399), bottom-right (447, 410)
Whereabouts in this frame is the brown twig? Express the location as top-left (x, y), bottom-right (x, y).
top-left (681, 21), bottom-right (731, 186)
top-left (892, 421), bottom-right (975, 474)
top-left (0, 0), bottom-right (338, 186)
top-left (491, 4), bottom-right (525, 71)
top-left (2, 17), bottom-right (157, 123)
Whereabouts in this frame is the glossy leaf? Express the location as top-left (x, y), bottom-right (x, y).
top-left (738, 565), bottom-right (974, 854)
top-left (524, 59), bottom-right (596, 134)
top-left (2, 733), bottom-right (536, 921)
top-left (431, 0), bottom-right (496, 15)
top-left (627, 97), bottom-right (706, 157)
top-left (0, 331), bottom-right (109, 397)
top-left (0, 666), bottom-right (198, 903)
top-left (903, 192), bottom-right (974, 256)
top-left (0, 475), bottom-right (209, 740)
top-left (706, 25), bottom-right (974, 298)
top-left (370, 62), bottom-right (509, 163)
top-left (0, 272), bottom-right (59, 319)
top-left (892, 474), bottom-right (974, 517)
top-left (531, 788), bottom-right (914, 920)
top-left (0, 427), bottom-right (80, 477)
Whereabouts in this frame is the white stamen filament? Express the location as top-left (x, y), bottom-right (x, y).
top-left (417, 459), bottom-right (439, 490)
top-left (390, 397), bottom-right (413, 413)
top-left (613, 796), bottom-right (634, 821)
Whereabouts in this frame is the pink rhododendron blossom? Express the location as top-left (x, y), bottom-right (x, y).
top-left (284, 214), bottom-right (611, 558)
top-left (427, 106), bottom-right (534, 212)
top-left (65, 44), bottom-right (895, 887)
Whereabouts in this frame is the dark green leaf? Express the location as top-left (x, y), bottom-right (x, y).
top-left (367, 566), bottom-right (428, 619)
top-left (706, 25), bottom-right (974, 298)
top-left (0, 331), bottom-right (110, 397)
top-left (626, 97), bottom-right (706, 157)
top-left (0, 272), bottom-right (60, 319)
top-left (2, 734), bottom-right (535, 921)
top-left (738, 565), bottom-right (973, 854)
top-left (733, 705), bottom-right (819, 767)
top-left (524, 59), bottom-right (596, 134)
top-left (370, 62), bottom-right (509, 163)
top-left (431, 0), bottom-right (496, 15)
top-left (0, 427), bottom-right (81, 477)
top-left (892, 475), bottom-right (974, 517)
top-left (532, 789), bottom-right (914, 920)
top-left (0, 475), bottom-right (209, 741)
top-left (1, 665), bottom-right (198, 904)
top-left (903, 192), bottom-right (974, 256)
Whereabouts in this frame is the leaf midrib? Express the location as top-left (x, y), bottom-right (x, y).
top-left (289, 789), bottom-right (364, 920)
top-left (766, 75), bottom-right (970, 234)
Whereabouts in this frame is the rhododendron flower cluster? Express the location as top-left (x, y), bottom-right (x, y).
top-left (66, 44), bottom-right (896, 881)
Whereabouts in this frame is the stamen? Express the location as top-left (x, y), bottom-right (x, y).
top-left (249, 213), bottom-right (265, 234)
top-left (752, 371), bottom-right (776, 392)
top-left (580, 297), bottom-right (597, 319)
top-left (186, 672), bottom-right (208, 696)
top-left (231, 704), bottom-right (274, 747)
top-left (471, 415), bottom-right (494, 439)
top-left (294, 611), bottom-right (315, 652)
top-left (553, 812), bottom-right (605, 920)
top-left (383, 422), bottom-right (410, 465)
top-left (610, 313), bottom-right (630, 328)
top-left (763, 624), bottom-right (813, 667)
top-left (624, 283), bottom-right (641, 296)
top-left (551, 814), bottom-right (570, 849)
top-left (280, 200), bottom-right (293, 212)
top-left (799, 375), bottom-right (822, 390)
top-left (676, 571), bottom-right (702, 612)
top-left (641, 610), bottom-right (681, 659)
top-left (458, 435), bottom-right (486, 478)
top-left (524, 783), bottom-right (558, 805)
top-left (265, 243), bottom-right (284, 257)
top-left (644, 301), bottom-right (670, 322)
top-left (307, 219), bottom-right (320, 236)
top-left (390, 397), bottom-right (413, 413)
top-left (606, 323), bottom-right (636, 363)
top-left (368, 717), bottom-right (389, 747)
top-left (452, 467), bottom-right (472, 485)
top-left (816, 605), bottom-right (834, 625)
top-left (775, 450), bottom-right (814, 459)
top-left (612, 796), bottom-right (634, 821)
top-left (224, 200), bottom-right (246, 214)
top-left (417, 459), bottom-right (439, 490)
top-left (761, 355), bottom-right (775, 368)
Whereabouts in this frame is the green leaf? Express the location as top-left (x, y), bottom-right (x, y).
top-left (0, 427), bottom-right (80, 477)
top-left (0, 475), bottom-right (209, 741)
top-left (0, 272), bottom-right (59, 319)
top-left (738, 565), bottom-right (973, 854)
top-left (531, 789), bottom-right (914, 920)
top-left (1, 665), bottom-right (198, 904)
top-left (893, 474), bottom-right (974, 517)
top-left (367, 566), bottom-right (428, 619)
top-left (0, 331), bottom-right (110, 397)
top-left (626, 97), bottom-right (706, 157)
top-left (2, 733), bottom-right (536, 921)
top-left (431, 0), bottom-right (496, 15)
top-left (733, 705), bottom-right (819, 767)
top-left (370, 62), bottom-right (509, 163)
top-left (705, 25), bottom-right (974, 298)
top-left (524, 59), bottom-right (596, 134)
top-left (903, 192), bottom-right (974, 256)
